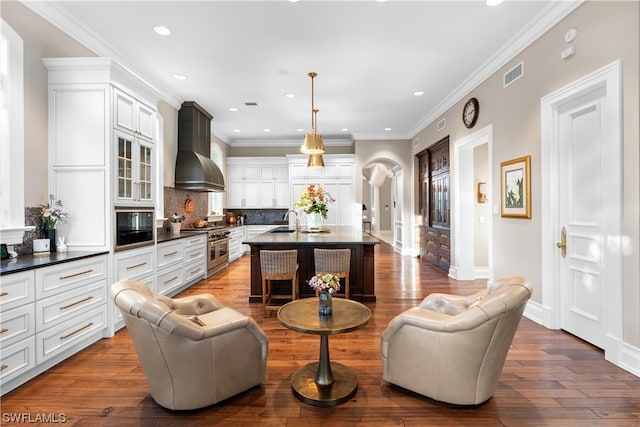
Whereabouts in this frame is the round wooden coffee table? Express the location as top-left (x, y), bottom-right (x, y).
top-left (277, 297), bottom-right (370, 406)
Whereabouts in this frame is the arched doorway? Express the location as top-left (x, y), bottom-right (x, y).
top-left (362, 159), bottom-right (402, 250)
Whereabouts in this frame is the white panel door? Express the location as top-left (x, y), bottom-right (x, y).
top-left (558, 86), bottom-right (608, 348)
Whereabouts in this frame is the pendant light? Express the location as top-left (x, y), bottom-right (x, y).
top-left (307, 154), bottom-right (325, 168)
top-left (300, 72), bottom-right (326, 155)
top-left (307, 109), bottom-right (324, 167)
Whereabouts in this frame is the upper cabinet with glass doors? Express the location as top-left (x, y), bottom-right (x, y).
top-left (114, 89), bottom-right (156, 206)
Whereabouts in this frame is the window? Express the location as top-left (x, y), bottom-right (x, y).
top-left (208, 143), bottom-right (224, 215)
top-left (0, 19), bottom-right (31, 244)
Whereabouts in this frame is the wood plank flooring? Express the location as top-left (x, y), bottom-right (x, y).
top-left (2, 243), bottom-right (639, 426)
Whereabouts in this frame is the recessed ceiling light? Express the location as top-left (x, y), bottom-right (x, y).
top-left (229, 107), bottom-right (238, 112)
top-left (341, 128), bottom-right (349, 132)
top-left (233, 129), bottom-right (241, 133)
top-left (297, 128), bottom-right (304, 132)
top-left (288, 0), bottom-right (300, 3)
top-left (153, 25), bottom-right (171, 36)
top-left (486, 0), bottom-right (504, 6)
top-left (384, 127), bottom-right (392, 131)
top-left (414, 91), bottom-right (425, 96)
top-left (285, 93), bottom-right (296, 98)
top-left (173, 73), bottom-right (187, 80)
top-left (263, 128), bottom-right (271, 132)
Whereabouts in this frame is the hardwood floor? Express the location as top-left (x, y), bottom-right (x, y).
top-left (2, 243), bottom-right (639, 426)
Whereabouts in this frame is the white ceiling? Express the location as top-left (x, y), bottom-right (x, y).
top-left (25, 0), bottom-right (578, 146)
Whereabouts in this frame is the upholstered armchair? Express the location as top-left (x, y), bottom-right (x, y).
top-left (111, 280), bottom-right (268, 410)
top-left (381, 276), bottom-right (532, 405)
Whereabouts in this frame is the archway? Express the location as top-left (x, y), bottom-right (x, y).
top-left (362, 159), bottom-right (402, 250)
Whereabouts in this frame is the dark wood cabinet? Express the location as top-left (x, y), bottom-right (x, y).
top-left (417, 137), bottom-right (450, 272)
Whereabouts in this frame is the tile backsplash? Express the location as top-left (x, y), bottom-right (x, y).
top-left (162, 186), bottom-right (209, 231)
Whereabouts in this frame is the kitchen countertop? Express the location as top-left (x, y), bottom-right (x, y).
top-left (1, 251), bottom-right (109, 275)
top-left (156, 229), bottom-right (208, 244)
top-left (242, 226), bottom-right (380, 245)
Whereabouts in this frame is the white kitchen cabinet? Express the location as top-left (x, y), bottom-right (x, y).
top-left (288, 154), bottom-right (356, 227)
top-left (1, 255), bottom-right (109, 395)
top-left (113, 246), bottom-right (155, 331)
top-left (114, 129), bottom-right (154, 206)
top-left (183, 234), bottom-right (207, 284)
top-left (114, 89), bottom-right (155, 142)
top-left (156, 240), bottom-right (185, 296)
top-left (157, 234), bottom-right (207, 297)
top-left (228, 226), bottom-right (246, 262)
top-left (227, 158), bottom-right (289, 209)
top-left (0, 271), bottom-right (36, 388)
top-left (44, 57), bottom-right (161, 251)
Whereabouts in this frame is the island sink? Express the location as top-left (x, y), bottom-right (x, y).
top-left (269, 226), bottom-right (296, 233)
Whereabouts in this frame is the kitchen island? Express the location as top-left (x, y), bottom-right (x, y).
top-left (243, 226), bottom-right (380, 303)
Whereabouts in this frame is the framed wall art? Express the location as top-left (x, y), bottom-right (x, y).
top-left (500, 155), bottom-right (531, 218)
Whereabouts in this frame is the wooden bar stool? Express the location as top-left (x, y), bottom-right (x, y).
top-left (314, 248), bottom-right (351, 299)
top-left (260, 249), bottom-right (299, 315)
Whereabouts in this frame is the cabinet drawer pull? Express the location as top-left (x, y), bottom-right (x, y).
top-left (126, 262), bottom-right (147, 270)
top-left (0, 292), bottom-right (7, 297)
top-left (190, 239), bottom-right (200, 243)
top-left (60, 322), bottom-right (93, 340)
top-left (0, 364), bottom-right (8, 372)
top-left (190, 268), bottom-right (201, 275)
top-left (190, 252), bottom-right (199, 258)
top-left (164, 251), bottom-right (178, 257)
top-left (60, 269), bottom-right (94, 280)
top-left (164, 276), bottom-right (178, 284)
top-left (60, 295), bottom-right (94, 310)
top-left (0, 328), bottom-right (8, 334)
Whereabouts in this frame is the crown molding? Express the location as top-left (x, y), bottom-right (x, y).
top-left (228, 138), bottom-right (354, 149)
top-left (408, 0), bottom-right (583, 139)
top-left (21, 0), bottom-right (182, 109)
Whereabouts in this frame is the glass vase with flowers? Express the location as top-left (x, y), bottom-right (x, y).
top-left (308, 273), bottom-right (341, 315)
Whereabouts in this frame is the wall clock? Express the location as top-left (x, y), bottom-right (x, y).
top-left (462, 97), bottom-right (479, 129)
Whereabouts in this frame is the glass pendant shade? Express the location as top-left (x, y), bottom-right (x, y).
top-left (307, 154), bottom-right (325, 168)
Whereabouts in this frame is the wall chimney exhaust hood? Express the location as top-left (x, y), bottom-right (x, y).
top-left (175, 101), bottom-right (225, 192)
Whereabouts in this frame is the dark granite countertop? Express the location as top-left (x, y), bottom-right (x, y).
top-left (156, 230), bottom-right (208, 244)
top-left (242, 226), bottom-right (380, 245)
top-left (1, 251), bottom-right (109, 276)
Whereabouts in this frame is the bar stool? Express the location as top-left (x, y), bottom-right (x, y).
top-left (260, 250), bottom-right (299, 315)
top-left (314, 248), bottom-right (351, 299)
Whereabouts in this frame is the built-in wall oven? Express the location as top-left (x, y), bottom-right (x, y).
top-left (114, 208), bottom-right (155, 251)
top-left (208, 229), bottom-right (230, 275)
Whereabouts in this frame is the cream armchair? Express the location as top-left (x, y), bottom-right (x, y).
top-left (111, 280), bottom-right (268, 410)
top-left (381, 276), bottom-right (532, 405)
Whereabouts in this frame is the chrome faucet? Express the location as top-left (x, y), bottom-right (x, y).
top-left (284, 209), bottom-right (300, 231)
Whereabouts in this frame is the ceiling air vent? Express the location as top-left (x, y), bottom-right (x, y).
top-left (437, 118), bottom-right (446, 132)
top-left (503, 61), bottom-right (524, 88)
top-left (244, 102), bottom-right (258, 106)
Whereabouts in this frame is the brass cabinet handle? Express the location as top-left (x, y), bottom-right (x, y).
top-left (60, 322), bottom-right (93, 340)
top-left (0, 364), bottom-right (8, 372)
top-left (0, 328), bottom-right (8, 334)
top-left (163, 276), bottom-right (178, 284)
top-left (59, 269), bottom-right (94, 280)
top-left (126, 262), bottom-right (147, 270)
top-left (60, 295), bottom-right (93, 310)
top-left (190, 252), bottom-right (199, 258)
top-left (190, 239), bottom-right (200, 243)
top-left (189, 268), bottom-right (201, 275)
top-left (164, 251), bottom-right (178, 257)
top-left (0, 292), bottom-right (8, 297)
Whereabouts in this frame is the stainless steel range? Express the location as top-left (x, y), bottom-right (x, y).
top-left (183, 227), bottom-right (230, 275)
top-left (206, 228), bottom-right (230, 276)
